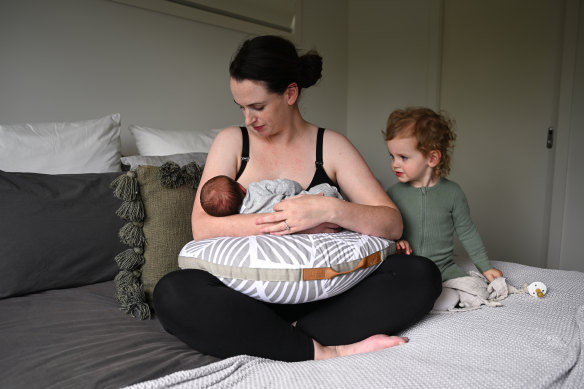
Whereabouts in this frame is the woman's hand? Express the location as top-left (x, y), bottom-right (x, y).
top-left (255, 193), bottom-right (335, 235)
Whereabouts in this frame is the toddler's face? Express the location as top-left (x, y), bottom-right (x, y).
top-left (386, 136), bottom-right (434, 187)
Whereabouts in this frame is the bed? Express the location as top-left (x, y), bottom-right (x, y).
top-left (1, 114), bottom-right (583, 389)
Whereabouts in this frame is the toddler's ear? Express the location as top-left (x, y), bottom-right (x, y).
top-left (428, 150), bottom-right (442, 167)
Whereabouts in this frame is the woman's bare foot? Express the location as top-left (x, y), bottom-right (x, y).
top-left (313, 334), bottom-right (408, 360)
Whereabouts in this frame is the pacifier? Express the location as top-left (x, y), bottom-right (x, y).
top-left (527, 282), bottom-right (547, 298)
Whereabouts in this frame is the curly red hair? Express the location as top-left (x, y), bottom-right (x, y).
top-left (383, 107), bottom-right (456, 178)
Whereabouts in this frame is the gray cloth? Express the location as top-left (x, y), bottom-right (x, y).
top-left (123, 260), bottom-right (584, 389)
top-left (433, 271), bottom-right (526, 312)
top-left (240, 178), bottom-right (343, 214)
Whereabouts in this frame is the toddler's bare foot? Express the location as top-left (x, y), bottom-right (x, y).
top-left (314, 334), bottom-right (408, 360)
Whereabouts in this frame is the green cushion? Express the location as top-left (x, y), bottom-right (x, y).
top-left (112, 162), bottom-right (202, 319)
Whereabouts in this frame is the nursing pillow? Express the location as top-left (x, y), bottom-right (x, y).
top-left (178, 231), bottom-right (395, 304)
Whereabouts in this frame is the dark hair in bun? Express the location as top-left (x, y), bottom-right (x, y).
top-left (229, 35), bottom-right (322, 95)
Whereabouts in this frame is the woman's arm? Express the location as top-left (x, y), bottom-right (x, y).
top-left (191, 127), bottom-right (276, 240)
top-left (256, 131), bottom-right (403, 240)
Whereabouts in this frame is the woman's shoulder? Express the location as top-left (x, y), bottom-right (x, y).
top-left (205, 126), bottom-right (244, 168)
top-left (322, 127), bottom-right (349, 142)
top-left (321, 128), bottom-right (360, 156)
top-left (216, 125), bottom-right (243, 138)
top-left (209, 126), bottom-right (243, 148)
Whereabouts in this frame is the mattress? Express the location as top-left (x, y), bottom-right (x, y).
top-left (0, 281), bottom-right (219, 389)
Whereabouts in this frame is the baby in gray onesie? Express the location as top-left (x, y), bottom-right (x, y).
top-left (200, 175), bottom-right (343, 217)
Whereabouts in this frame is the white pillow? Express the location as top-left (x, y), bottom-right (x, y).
top-left (178, 231), bottom-right (395, 304)
top-left (129, 124), bottom-right (222, 156)
top-left (121, 152), bottom-right (208, 171)
top-left (0, 114), bottom-right (122, 174)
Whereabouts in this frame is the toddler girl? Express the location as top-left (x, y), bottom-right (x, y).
top-left (384, 107), bottom-right (502, 284)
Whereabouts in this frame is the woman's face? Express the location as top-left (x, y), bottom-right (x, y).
top-left (230, 78), bottom-right (292, 136)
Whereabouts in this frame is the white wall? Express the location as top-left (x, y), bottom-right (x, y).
top-left (347, 0), bottom-right (441, 191)
top-left (0, 0), bottom-right (347, 156)
top-left (300, 1), bottom-right (348, 135)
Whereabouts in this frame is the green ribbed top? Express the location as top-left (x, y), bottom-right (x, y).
top-left (388, 178), bottom-right (492, 281)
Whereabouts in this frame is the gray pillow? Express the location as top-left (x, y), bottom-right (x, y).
top-left (121, 152), bottom-right (207, 171)
top-left (0, 170), bottom-right (125, 299)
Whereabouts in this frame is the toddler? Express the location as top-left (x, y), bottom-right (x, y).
top-left (383, 107), bottom-right (503, 284)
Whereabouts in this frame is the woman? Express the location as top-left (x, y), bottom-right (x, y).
top-left (154, 35), bottom-right (441, 362)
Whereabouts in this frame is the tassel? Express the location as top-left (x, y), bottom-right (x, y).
top-left (114, 270), bottom-right (138, 304)
top-left (116, 198), bottom-right (145, 221)
top-left (182, 162), bottom-right (204, 189)
top-left (119, 221), bottom-right (145, 247)
top-left (128, 302), bottom-right (151, 320)
top-left (159, 161), bottom-right (184, 189)
top-left (115, 247), bottom-right (145, 270)
top-left (110, 173), bottom-right (123, 190)
top-left (114, 269), bottom-right (140, 287)
top-left (111, 171), bottom-right (139, 201)
top-left (114, 270), bottom-right (151, 319)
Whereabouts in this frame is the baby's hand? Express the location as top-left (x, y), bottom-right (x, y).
top-left (483, 268), bottom-right (503, 283)
top-left (395, 240), bottom-right (412, 255)
top-left (297, 223), bottom-right (343, 235)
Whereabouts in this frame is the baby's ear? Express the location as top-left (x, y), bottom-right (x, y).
top-left (428, 150), bottom-right (442, 167)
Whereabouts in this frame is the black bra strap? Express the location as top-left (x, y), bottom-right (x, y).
top-left (315, 127), bottom-right (325, 167)
top-left (235, 126), bottom-right (249, 181)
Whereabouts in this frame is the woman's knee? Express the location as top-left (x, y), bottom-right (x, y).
top-left (383, 254), bottom-right (442, 298)
top-left (153, 270), bottom-right (218, 317)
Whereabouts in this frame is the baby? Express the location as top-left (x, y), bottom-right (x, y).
top-left (200, 175), bottom-right (343, 216)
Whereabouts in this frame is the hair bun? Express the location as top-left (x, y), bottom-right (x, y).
top-left (298, 51), bottom-right (323, 89)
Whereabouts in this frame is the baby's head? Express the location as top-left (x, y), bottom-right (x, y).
top-left (200, 175), bottom-right (246, 217)
top-left (383, 107), bottom-right (456, 178)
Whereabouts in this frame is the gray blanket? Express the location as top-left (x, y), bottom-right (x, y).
top-left (433, 270), bottom-right (527, 312)
top-left (241, 178), bottom-right (343, 214)
top-left (125, 260), bottom-right (584, 389)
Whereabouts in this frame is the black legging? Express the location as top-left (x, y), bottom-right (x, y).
top-left (153, 254), bottom-right (441, 362)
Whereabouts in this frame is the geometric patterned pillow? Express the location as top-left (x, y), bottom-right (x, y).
top-left (178, 231), bottom-right (395, 304)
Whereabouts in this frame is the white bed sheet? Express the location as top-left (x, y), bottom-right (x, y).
top-left (125, 260), bottom-right (584, 389)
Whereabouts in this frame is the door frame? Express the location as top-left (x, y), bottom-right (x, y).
top-left (547, 0), bottom-right (580, 269)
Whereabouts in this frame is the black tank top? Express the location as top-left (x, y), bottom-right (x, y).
top-left (234, 126), bottom-right (338, 190)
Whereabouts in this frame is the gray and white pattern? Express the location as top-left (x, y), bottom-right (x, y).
top-left (179, 231), bottom-right (394, 304)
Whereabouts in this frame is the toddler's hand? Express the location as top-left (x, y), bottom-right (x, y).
top-left (395, 240), bottom-right (412, 255)
top-left (483, 268), bottom-right (503, 283)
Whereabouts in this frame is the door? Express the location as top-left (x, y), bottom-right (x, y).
top-left (439, 0), bottom-right (565, 268)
